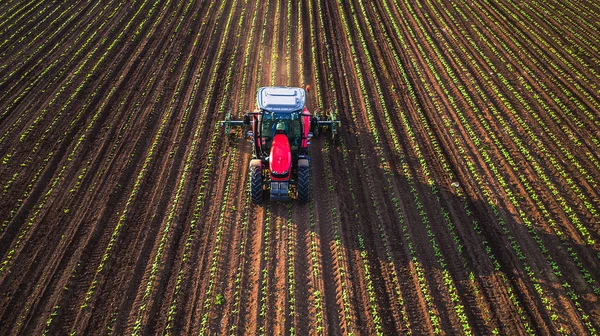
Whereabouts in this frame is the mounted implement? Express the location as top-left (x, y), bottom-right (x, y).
top-left (221, 86), bottom-right (340, 204)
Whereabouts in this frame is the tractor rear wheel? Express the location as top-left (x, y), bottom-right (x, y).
top-left (250, 160), bottom-right (263, 204)
top-left (297, 159), bottom-right (310, 203)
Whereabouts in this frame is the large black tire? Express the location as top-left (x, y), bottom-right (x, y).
top-left (297, 159), bottom-right (310, 203)
top-left (250, 161), bottom-right (263, 204)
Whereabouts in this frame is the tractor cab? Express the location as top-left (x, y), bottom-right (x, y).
top-left (256, 87), bottom-right (306, 156)
top-left (259, 111), bottom-right (303, 154)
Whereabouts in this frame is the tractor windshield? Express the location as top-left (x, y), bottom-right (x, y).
top-left (261, 111), bottom-right (302, 150)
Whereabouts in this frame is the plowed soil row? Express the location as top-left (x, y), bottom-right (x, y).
top-left (0, 0), bottom-right (599, 334)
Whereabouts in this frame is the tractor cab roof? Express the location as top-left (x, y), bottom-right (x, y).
top-left (257, 86), bottom-right (305, 113)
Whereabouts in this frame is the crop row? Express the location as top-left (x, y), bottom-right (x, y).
top-left (0, 0), bottom-right (160, 281)
top-left (491, 0), bottom-right (600, 118)
top-left (11, 3), bottom-right (200, 327)
top-left (379, 1), bottom-right (537, 333)
top-left (314, 0), bottom-right (361, 333)
top-left (131, 7), bottom-right (215, 335)
top-left (391, 0), bottom-right (552, 330)
top-left (325, 2), bottom-right (427, 333)
top-left (222, 2), bottom-right (263, 333)
top-left (0, 0), bottom-right (122, 125)
top-left (437, 0), bottom-right (599, 330)
top-left (159, 1), bottom-right (242, 333)
top-left (69, 0), bottom-right (180, 320)
top-left (371, 0), bottom-right (527, 332)
top-left (0, 0), bottom-right (47, 54)
top-left (287, 1), bottom-right (301, 334)
top-left (303, 0), bottom-right (328, 333)
top-left (399, 0), bottom-right (598, 332)
top-left (540, 0), bottom-right (600, 46)
top-left (225, 3), bottom-right (266, 334)
top-left (198, 2), bottom-right (252, 334)
top-left (0, 1), bottom-right (60, 58)
top-left (339, 0), bottom-right (489, 332)
top-left (381, 0), bottom-right (555, 331)
top-left (453, 0), bottom-right (600, 280)
top-left (403, 0), bottom-right (566, 329)
top-left (466, 5), bottom-right (600, 240)
top-left (0, 0), bottom-right (134, 210)
top-left (333, 1), bottom-right (432, 333)
top-left (455, 0), bottom-right (600, 289)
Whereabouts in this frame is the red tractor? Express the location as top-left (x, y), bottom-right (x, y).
top-left (221, 86), bottom-right (340, 204)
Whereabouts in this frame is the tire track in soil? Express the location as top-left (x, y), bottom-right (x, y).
top-left (236, 203), bottom-right (266, 336)
top-left (265, 203), bottom-right (289, 335)
top-left (265, 0), bottom-right (294, 334)
top-left (253, 4), bottom-right (288, 333)
top-left (287, 1), bottom-right (315, 334)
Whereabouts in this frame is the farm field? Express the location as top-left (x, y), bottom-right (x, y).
top-left (0, 0), bottom-right (599, 334)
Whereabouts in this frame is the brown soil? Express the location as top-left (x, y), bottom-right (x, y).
top-left (0, 0), bottom-right (599, 334)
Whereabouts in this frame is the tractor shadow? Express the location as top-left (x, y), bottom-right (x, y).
top-left (228, 122), bottom-right (600, 333)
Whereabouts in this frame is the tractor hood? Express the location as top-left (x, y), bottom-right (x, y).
top-left (269, 133), bottom-right (291, 178)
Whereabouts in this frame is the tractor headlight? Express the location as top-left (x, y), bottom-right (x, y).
top-left (272, 170), bottom-right (289, 177)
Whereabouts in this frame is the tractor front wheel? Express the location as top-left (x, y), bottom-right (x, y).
top-left (250, 160), bottom-right (263, 204)
top-left (297, 159), bottom-right (310, 203)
